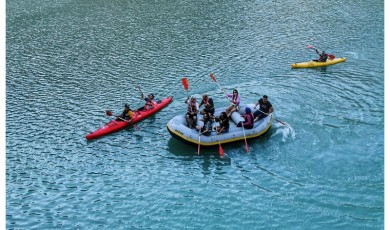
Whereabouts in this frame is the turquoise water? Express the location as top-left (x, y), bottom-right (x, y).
top-left (6, 0), bottom-right (384, 229)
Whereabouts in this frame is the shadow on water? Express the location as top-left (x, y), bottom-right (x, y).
top-left (291, 66), bottom-right (328, 73)
top-left (166, 137), bottom-right (233, 173)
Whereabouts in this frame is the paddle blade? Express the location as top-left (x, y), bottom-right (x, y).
top-left (181, 77), bottom-right (189, 91)
top-left (328, 54), bottom-right (335, 60)
top-left (209, 73), bottom-right (217, 82)
top-left (106, 110), bottom-right (113, 116)
top-left (219, 144), bottom-right (224, 157)
top-left (307, 45), bottom-right (314, 49)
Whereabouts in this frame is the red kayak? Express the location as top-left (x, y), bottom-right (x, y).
top-left (86, 96), bottom-right (173, 140)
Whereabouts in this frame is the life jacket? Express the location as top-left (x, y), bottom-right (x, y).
top-left (187, 101), bottom-right (198, 113)
top-left (319, 53), bottom-right (328, 62)
top-left (243, 113), bottom-right (254, 128)
top-left (203, 98), bottom-right (213, 109)
top-left (122, 110), bottom-right (133, 120)
top-left (144, 99), bottom-right (156, 110)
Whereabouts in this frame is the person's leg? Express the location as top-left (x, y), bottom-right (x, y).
top-left (186, 114), bottom-right (191, 128)
top-left (227, 106), bottom-right (237, 117)
top-left (226, 105), bottom-right (233, 116)
top-left (192, 115), bottom-right (197, 128)
top-left (254, 113), bottom-right (266, 122)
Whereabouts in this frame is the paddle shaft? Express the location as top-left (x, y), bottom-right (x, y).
top-left (209, 73), bottom-right (233, 103)
top-left (197, 129), bottom-right (201, 155)
top-left (241, 125), bottom-right (249, 152)
top-left (257, 109), bottom-right (286, 126)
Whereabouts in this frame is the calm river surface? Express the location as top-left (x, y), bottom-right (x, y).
top-left (6, 0), bottom-right (384, 229)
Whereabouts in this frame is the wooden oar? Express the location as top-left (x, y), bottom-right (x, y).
top-left (210, 73), bottom-right (249, 152)
top-left (257, 110), bottom-right (287, 126)
top-left (197, 128), bottom-right (201, 155)
top-left (241, 125), bottom-right (249, 153)
top-left (209, 73), bottom-right (229, 97)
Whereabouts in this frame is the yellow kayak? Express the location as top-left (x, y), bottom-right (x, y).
top-left (291, 57), bottom-right (346, 68)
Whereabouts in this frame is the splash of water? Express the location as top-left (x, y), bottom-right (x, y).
top-left (272, 122), bottom-right (296, 142)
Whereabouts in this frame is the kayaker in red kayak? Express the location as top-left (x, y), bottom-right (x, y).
top-left (141, 93), bottom-right (157, 110)
top-left (116, 104), bottom-right (134, 121)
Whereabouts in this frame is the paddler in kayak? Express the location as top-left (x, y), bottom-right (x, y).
top-left (141, 93), bottom-right (157, 110)
top-left (314, 49), bottom-right (328, 62)
top-left (116, 104), bottom-right (134, 121)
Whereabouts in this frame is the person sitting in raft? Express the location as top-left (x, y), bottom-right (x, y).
top-left (314, 49), bottom-right (328, 62)
top-left (141, 93), bottom-right (157, 110)
top-left (195, 112), bottom-right (213, 136)
top-left (117, 104), bottom-right (134, 122)
top-left (199, 94), bottom-right (215, 117)
top-left (185, 96), bottom-right (199, 128)
top-left (226, 89), bottom-right (240, 118)
top-left (237, 107), bottom-right (254, 129)
top-left (253, 95), bottom-right (273, 122)
top-left (214, 112), bottom-right (229, 135)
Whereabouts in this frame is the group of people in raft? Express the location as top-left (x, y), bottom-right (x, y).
top-left (115, 88), bottom-right (274, 136)
top-left (184, 90), bottom-right (273, 136)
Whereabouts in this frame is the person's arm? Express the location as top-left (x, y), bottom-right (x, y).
top-left (254, 100), bottom-right (259, 109)
top-left (268, 106), bottom-right (274, 114)
top-left (127, 111), bottom-right (134, 121)
top-left (226, 94), bottom-right (232, 101)
top-left (235, 95), bottom-right (241, 105)
top-left (193, 103), bottom-right (199, 113)
top-left (208, 98), bottom-right (214, 108)
top-left (217, 126), bottom-right (224, 134)
top-left (241, 115), bottom-right (250, 126)
top-left (199, 100), bottom-right (204, 108)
